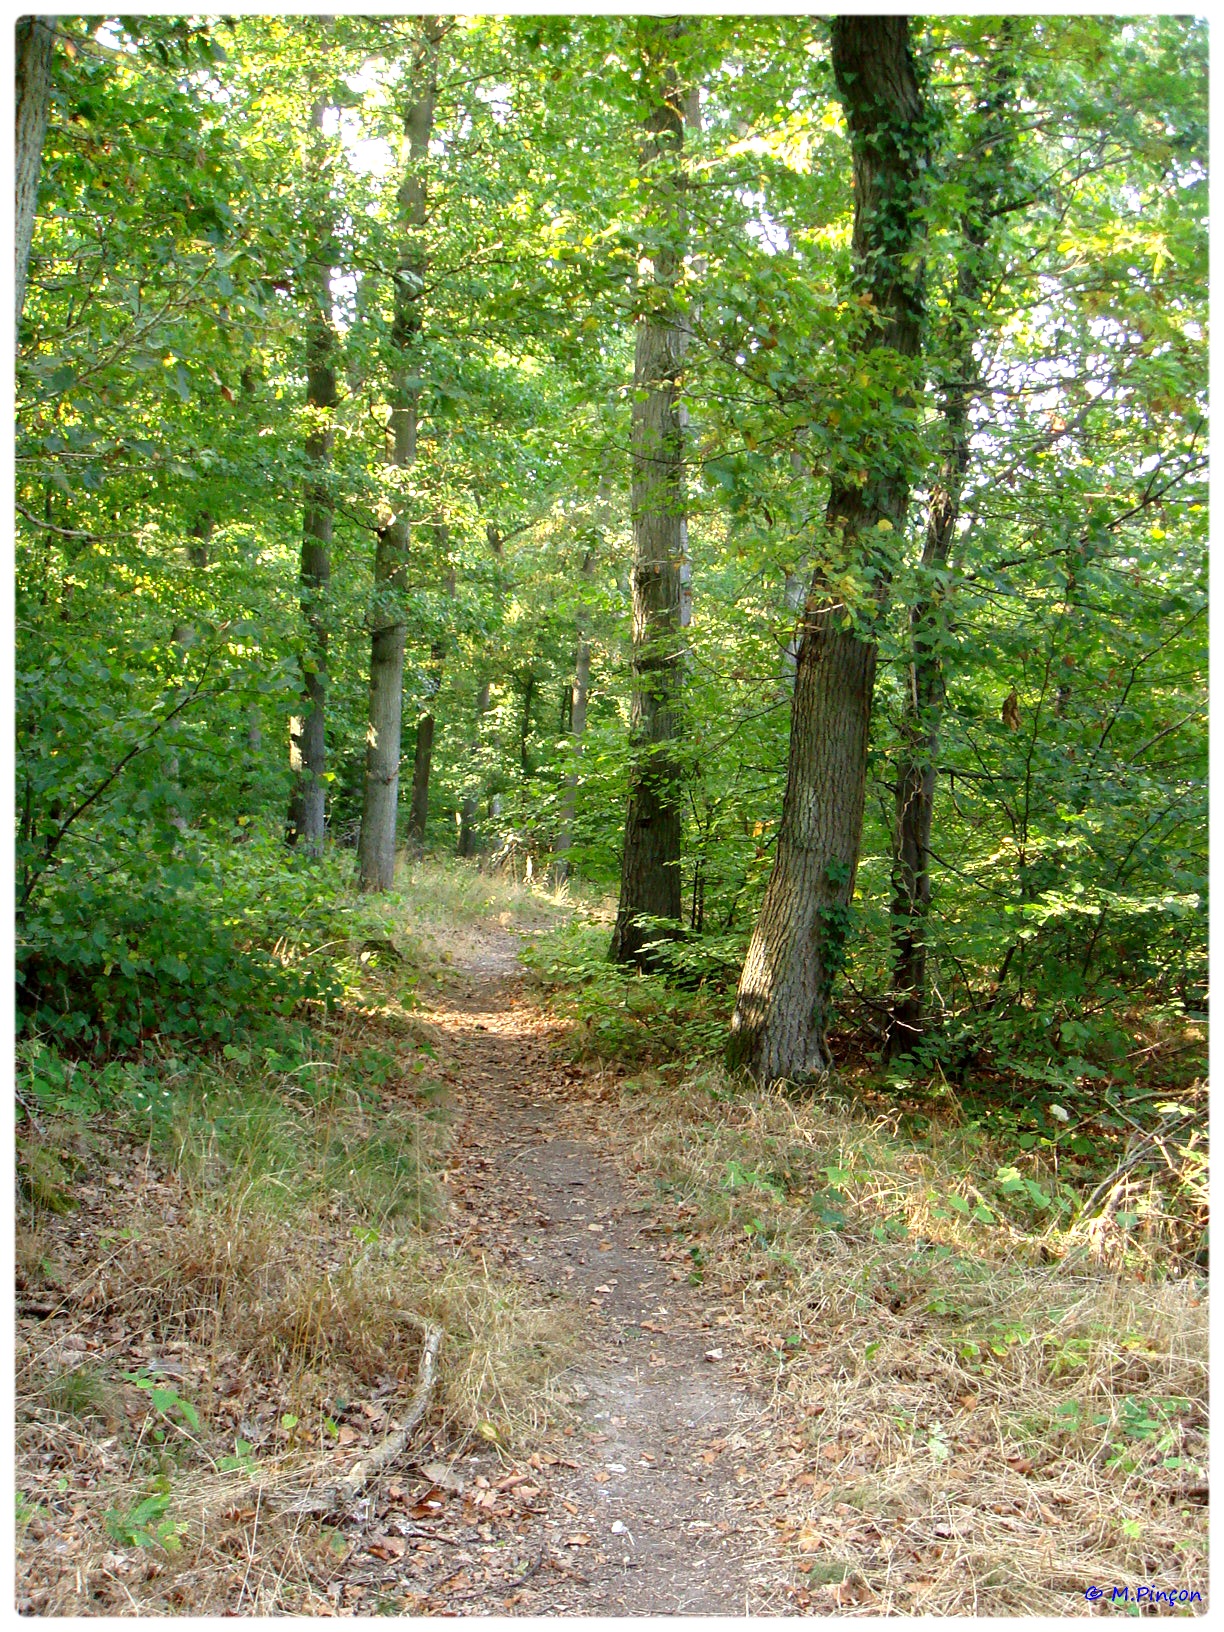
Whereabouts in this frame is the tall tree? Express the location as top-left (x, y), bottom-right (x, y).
top-left (609, 24), bottom-right (698, 966)
top-left (15, 14), bottom-right (56, 339)
top-left (554, 538), bottom-right (598, 881)
top-left (887, 31), bottom-right (1018, 1058)
top-left (729, 16), bottom-right (930, 1081)
top-left (553, 479), bottom-right (607, 879)
top-left (357, 18), bottom-right (442, 891)
top-left (287, 93), bottom-right (338, 855)
top-left (406, 542), bottom-right (452, 849)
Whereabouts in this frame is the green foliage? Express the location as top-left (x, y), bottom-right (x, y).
top-left (17, 823), bottom-right (346, 1052)
top-left (123, 1373), bottom-right (201, 1435)
top-left (104, 1491), bottom-right (186, 1554)
top-left (523, 919), bottom-right (730, 1066)
top-left (14, 14), bottom-right (1205, 1167)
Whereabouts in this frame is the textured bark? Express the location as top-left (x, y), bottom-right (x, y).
top-left (730, 16), bottom-right (928, 1081)
top-left (287, 99), bottom-right (338, 856)
top-left (15, 15), bottom-right (56, 340)
top-left (358, 20), bottom-right (441, 891)
top-left (609, 47), bottom-right (698, 968)
top-left (888, 37), bottom-right (1016, 1058)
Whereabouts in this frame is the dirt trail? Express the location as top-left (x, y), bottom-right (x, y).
top-left (403, 920), bottom-right (788, 1613)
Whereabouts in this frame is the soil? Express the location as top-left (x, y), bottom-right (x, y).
top-left (15, 917), bottom-right (803, 1616)
top-left (392, 920), bottom-right (791, 1613)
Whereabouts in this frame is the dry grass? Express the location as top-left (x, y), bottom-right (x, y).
top-left (14, 923), bottom-right (577, 1616)
top-left (17, 1148), bottom-right (577, 1614)
top-left (397, 853), bottom-right (593, 941)
top-left (593, 1067), bottom-right (1209, 1613)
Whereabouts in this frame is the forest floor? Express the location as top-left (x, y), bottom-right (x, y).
top-left (398, 915), bottom-right (791, 1612)
top-left (16, 862), bottom-right (1208, 1616)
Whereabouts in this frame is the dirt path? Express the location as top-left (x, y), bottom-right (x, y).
top-left (393, 921), bottom-right (790, 1614)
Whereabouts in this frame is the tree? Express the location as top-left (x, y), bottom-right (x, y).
top-left (609, 22), bottom-right (698, 967)
top-left (357, 18), bottom-right (443, 890)
top-left (728, 16), bottom-right (930, 1081)
top-left (886, 26), bottom-right (1019, 1058)
top-left (554, 500), bottom-right (602, 881)
top-left (12, 11), bottom-right (1205, 1105)
top-left (287, 89), bottom-right (339, 855)
top-left (15, 14), bottom-right (57, 339)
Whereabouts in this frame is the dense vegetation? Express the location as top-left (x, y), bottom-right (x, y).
top-left (15, 14), bottom-right (1208, 1611)
top-left (17, 13), bottom-right (1205, 1093)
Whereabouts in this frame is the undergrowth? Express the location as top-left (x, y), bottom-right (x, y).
top-left (524, 900), bottom-right (1210, 1613)
top-left (15, 850), bottom-right (575, 1615)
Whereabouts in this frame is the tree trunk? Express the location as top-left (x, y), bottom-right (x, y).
top-left (15, 15), bottom-right (56, 340)
top-left (408, 709), bottom-right (435, 847)
top-left (287, 97), bottom-right (337, 857)
top-left (729, 16), bottom-right (928, 1081)
top-left (555, 548), bottom-right (595, 882)
top-left (167, 512), bottom-right (214, 831)
top-left (887, 467), bottom-right (957, 1057)
top-left (457, 679), bottom-right (490, 858)
top-left (358, 19), bottom-right (441, 892)
top-left (781, 450), bottom-right (810, 684)
top-left (609, 48), bottom-right (698, 968)
top-left (455, 524), bottom-right (504, 858)
top-left (407, 547), bottom-right (449, 852)
top-left (887, 33), bottom-right (1017, 1058)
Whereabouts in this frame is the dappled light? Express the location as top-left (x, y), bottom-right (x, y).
top-left (16, 11), bottom-right (1206, 1617)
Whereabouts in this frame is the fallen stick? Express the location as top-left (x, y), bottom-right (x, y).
top-left (278, 1323), bottom-right (443, 1516)
top-left (1076, 1110), bottom-right (1197, 1223)
top-left (196, 1321), bottom-right (443, 1525)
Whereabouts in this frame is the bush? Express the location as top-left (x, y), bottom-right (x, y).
top-left (16, 821), bottom-right (345, 1053)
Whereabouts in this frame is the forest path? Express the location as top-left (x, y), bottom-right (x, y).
top-left (393, 917), bottom-right (788, 1613)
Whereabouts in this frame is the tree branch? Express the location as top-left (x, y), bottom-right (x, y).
top-left (19, 650), bottom-right (220, 913)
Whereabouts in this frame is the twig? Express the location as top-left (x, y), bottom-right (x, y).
top-left (1075, 1110), bottom-right (1198, 1222)
top-left (275, 1323), bottom-right (442, 1516)
top-left (18, 653), bottom-right (219, 912)
top-left (15, 1086), bottom-right (44, 1132)
top-left (15, 501), bottom-right (100, 541)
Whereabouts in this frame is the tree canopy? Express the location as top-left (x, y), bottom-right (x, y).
top-left (16, 10), bottom-right (1206, 1089)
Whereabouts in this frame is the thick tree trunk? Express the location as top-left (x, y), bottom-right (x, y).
top-left (287, 99), bottom-right (337, 857)
top-left (15, 15), bottom-right (56, 340)
top-left (729, 16), bottom-right (928, 1081)
top-left (358, 20), bottom-right (440, 892)
top-left (731, 621), bottom-right (877, 1080)
top-left (887, 36), bottom-right (1016, 1058)
top-left (609, 56), bottom-right (698, 968)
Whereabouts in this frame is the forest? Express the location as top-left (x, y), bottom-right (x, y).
top-left (15, 12), bottom-right (1208, 1617)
